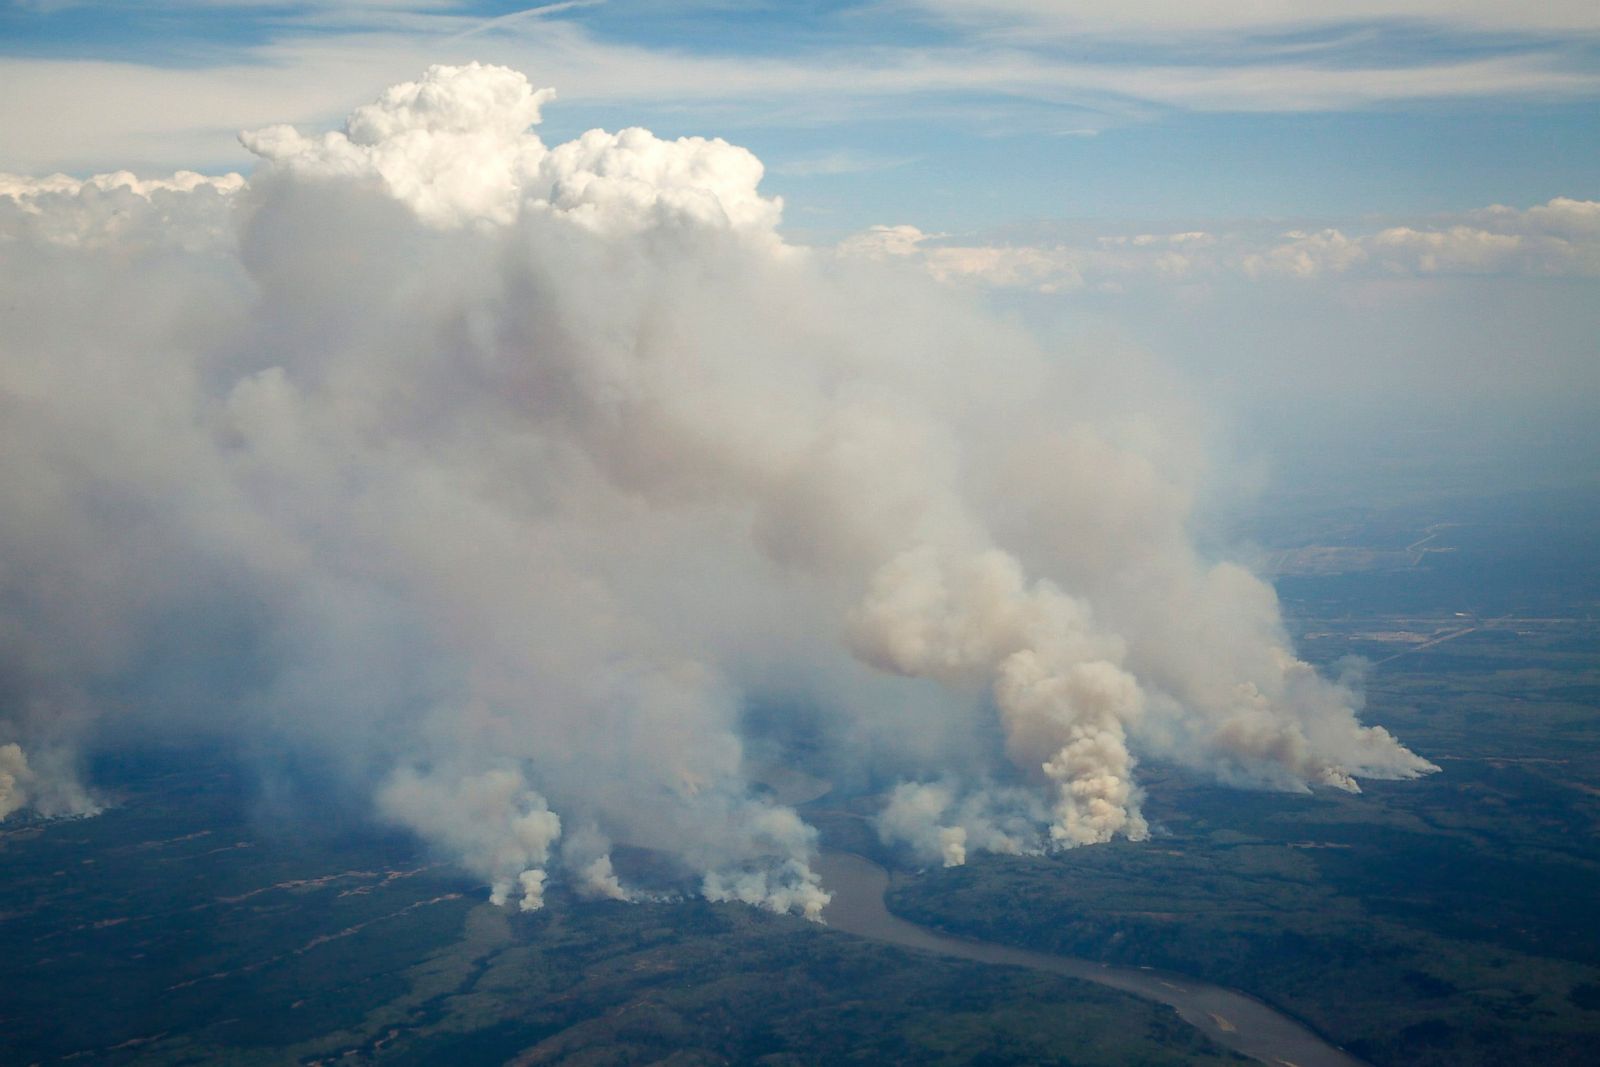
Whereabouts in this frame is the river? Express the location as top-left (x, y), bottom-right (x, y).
top-left (816, 850), bottom-right (1368, 1067)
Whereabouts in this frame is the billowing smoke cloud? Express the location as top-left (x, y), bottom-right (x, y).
top-left (851, 547), bottom-right (1148, 847)
top-left (0, 63), bottom-right (1434, 910)
top-left (379, 766), bottom-right (562, 911)
top-left (0, 742), bottom-right (100, 822)
top-left (878, 780), bottom-right (1048, 867)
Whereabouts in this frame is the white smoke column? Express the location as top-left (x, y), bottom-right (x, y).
top-left (852, 547), bottom-right (1149, 847)
top-left (378, 767), bottom-right (561, 911)
top-left (560, 824), bottom-right (632, 901)
top-left (702, 857), bottom-right (830, 922)
top-left (877, 781), bottom-right (1051, 866)
top-left (0, 743), bottom-right (35, 821)
top-left (577, 855), bottom-right (629, 901)
top-left (879, 782), bottom-right (971, 866)
top-left (0, 742), bottom-right (98, 823)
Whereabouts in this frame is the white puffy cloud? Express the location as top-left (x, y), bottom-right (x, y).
top-left (842, 225), bottom-right (1089, 292)
top-left (238, 62), bottom-right (778, 235)
top-left (0, 170), bottom-right (244, 250)
top-left (843, 199), bottom-right (1600, 292)
top-left (1229, 202), bottom-right (1600, 278)
top-left (850, 546), bottom-right (1150, 846)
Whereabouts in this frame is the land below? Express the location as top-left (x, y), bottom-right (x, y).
top-left (3, 485), bottom-right (1598, 1064)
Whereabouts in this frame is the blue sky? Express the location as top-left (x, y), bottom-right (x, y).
top-left (3, 1), bottom-right (1597, 235)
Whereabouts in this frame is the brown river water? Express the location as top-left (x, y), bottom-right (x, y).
top-left (816, 850), bottom-right (1369, 1067)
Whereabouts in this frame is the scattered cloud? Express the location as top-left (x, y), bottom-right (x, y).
top-left (841, 198), bottom-right (1600, 292)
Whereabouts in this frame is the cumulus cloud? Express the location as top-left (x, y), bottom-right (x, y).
top-left (0, 64), bottom-right (1434, 913)
top-left (844, 199), bottom-right (1600, 293)
top-left (1241, 208), bottom-right (1600, 279)
top-left (238, 63), bottom-right (778, 234)
top-left (0, 170), bottom-right (244, 250)
top-left (840, 225), bottom-right (1090, 292)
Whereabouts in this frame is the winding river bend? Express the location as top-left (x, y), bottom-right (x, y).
top-left (816, 851), bottom-right (1368, 1067)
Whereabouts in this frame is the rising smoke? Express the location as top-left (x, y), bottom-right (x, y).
top-left (0, 64), bottom-right (1435, 915)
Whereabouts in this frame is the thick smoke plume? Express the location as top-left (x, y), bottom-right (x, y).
top-left (0, 64), bottom-right (1434, 910)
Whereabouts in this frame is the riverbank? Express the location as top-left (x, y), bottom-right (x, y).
top-left (818, 850), bottom-right (1369, 1067)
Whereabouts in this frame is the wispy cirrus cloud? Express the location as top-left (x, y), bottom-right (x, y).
top-left (2, 1), bottom-right (1597, 173)
top-left (904, 0), bottom-right (1600, 37)
top-left (769, 151), bottom-right (917, 178)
